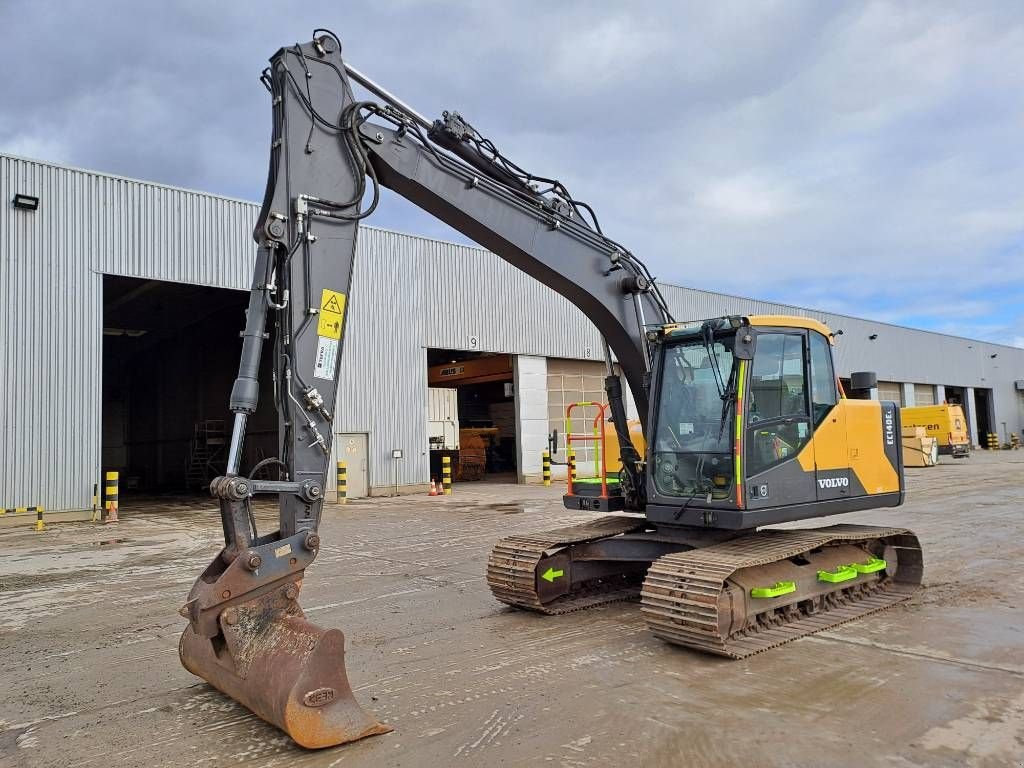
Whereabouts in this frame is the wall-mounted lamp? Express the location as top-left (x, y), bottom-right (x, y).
top-left (12, 193), bottom-right (39, 211)
top-left (868, 333), bottom-right (878, 340)
top-left (103, 327), bottom-right (148, 338)
top-left (990, 353), bottom-right (998, 359)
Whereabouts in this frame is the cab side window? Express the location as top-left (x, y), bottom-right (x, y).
top-left (809, 331), bottom-right (837, 426)
top-left (748, 333), bottom-right (807, 423)
top-left (746, 332), bottom-right (811, 476)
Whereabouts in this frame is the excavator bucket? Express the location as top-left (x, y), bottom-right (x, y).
top-left (179, 585), bottom-right (391, 749)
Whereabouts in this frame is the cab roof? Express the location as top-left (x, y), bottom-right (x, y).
top-left (748, 315), bottom-right (835, 342)
top-left (661, 314), bottom-right (836, 343)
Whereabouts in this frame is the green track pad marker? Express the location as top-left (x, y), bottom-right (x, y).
top-left (850, 557), bottom-right (886, 574)
top-left (541, 567), bottom-right (564, 583)
top-left (817, 565), bottom-right (858, 584)
top-left (750, 581), bottom-right (796, 599)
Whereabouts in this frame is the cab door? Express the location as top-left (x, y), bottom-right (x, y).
top-left (807, 331), bottom-right (851, 500)
top-left (743, 331), bottom-right (817, 509)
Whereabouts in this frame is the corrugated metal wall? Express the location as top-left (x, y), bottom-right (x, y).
top-left (2, 158), bottom-right (104, 510)
top-left (3, 153), bottom-right (1023, 509)
top-left (334, 229), bottom-right (429, 490)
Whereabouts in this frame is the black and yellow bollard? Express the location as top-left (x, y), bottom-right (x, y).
top-left (35, 506), bottom-right (45, 532)
top-left (105, 470), bottom-right (119, 523)
top-left (442, 455), bottom-right (452, 495)
top-left (337, 461), bottom-right (347, 504)
top-left (542, 450), bottom-right (551, 486)
top-left (568, 448), bottom-right (577, 483)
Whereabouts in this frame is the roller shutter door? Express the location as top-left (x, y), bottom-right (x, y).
top-left (877, 381), bottom-right (902, 404)
top-left (913, 384), bottom-right (936, 406)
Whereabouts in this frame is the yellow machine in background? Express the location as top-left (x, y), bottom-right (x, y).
top-left (601, 419), bottom-right (645, 472)
top-left (901, 404), bottom-right (971, 457)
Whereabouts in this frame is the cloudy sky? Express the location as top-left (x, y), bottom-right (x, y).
top-left (2, 1), bottom-right (1022, 346)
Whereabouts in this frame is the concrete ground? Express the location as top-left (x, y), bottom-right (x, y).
top-left (1, 452), bottom-right (1022, 768)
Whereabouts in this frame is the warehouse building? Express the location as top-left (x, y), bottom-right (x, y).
top-left (3, 153), bottom-right (1023, 511)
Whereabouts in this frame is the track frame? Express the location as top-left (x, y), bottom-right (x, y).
top-left (487, 516), bottom-right (922, 657)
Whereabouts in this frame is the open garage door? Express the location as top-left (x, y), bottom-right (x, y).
top-left (427, 350), bottom-right (517, 483)
top-left (102, 276), bottom-right (278, 495)
top-left (974, 388), bottom-right (995, 446)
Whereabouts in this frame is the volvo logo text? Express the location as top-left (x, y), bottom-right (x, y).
top-left (818, 477), bottom-right (849, 489)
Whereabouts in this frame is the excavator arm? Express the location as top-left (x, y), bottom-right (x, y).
top-left (180, 31), bottom-right (672, 749)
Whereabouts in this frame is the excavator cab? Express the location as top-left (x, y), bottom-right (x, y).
top-left (565, 315), bottom-right (905, 531)
top-left (646, 314), bottom-right (905, 529)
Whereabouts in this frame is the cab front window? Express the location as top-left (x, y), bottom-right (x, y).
top-left (653, 336), bottom-right (735, 499)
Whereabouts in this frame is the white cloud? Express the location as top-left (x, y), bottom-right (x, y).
top-left (697, 173), bottom-right (804, 221)
top-left (954, 206), bottom-right (1024, 238)
top-left (548, 16), bottom-right (672, 91)
top-left (0, 133), bottom-right (69, 164)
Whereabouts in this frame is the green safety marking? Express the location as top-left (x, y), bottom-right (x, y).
top-left (750, 581), bottom-right (796, 599)
top-left (573, 477), bottom-right (620, 485)
top-left (541, 567), bottom-right (564, 583)
top-left (850, 557), bottom-right (886, 574)
top-left (817, 565), bottom-right (858, 584)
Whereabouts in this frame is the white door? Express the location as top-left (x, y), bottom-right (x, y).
top-left (335, 433), bottom-right (369, 498)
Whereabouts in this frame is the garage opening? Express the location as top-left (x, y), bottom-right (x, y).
top-left (974, 387), bottom-right (994, 446)
top-left (426, 350), bottom-right (516, 483)
top-left (102, 276), bottom-right (278, 495)
top-left (944, 385), bottom-right (966, 408)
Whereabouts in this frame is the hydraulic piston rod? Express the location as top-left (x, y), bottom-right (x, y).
top-left (343, 63), bottom-right (432, 130)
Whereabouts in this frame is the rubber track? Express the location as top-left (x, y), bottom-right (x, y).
top-left (640, 524), bottom-right (923, 658)
top-left (487, 516), bottom-right (646, 614)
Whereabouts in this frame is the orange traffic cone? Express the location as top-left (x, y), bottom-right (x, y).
top-left (429, 479), bottom-right (438, 496)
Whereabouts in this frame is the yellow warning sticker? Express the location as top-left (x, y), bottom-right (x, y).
top-left (317, 290), bottom-right (346, 340)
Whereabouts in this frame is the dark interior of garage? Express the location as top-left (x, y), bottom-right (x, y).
top-left (102, 276), bottom-right (278, 494)
top-left (427, 349), bottom-right (517, 480)
top-left (944, 385), bottom-right (965, 407)
top-left (973, 387), bottom-right (994, 443)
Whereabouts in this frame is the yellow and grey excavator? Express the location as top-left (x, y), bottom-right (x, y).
top-left (179, 29), bottom-right (923, 749)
